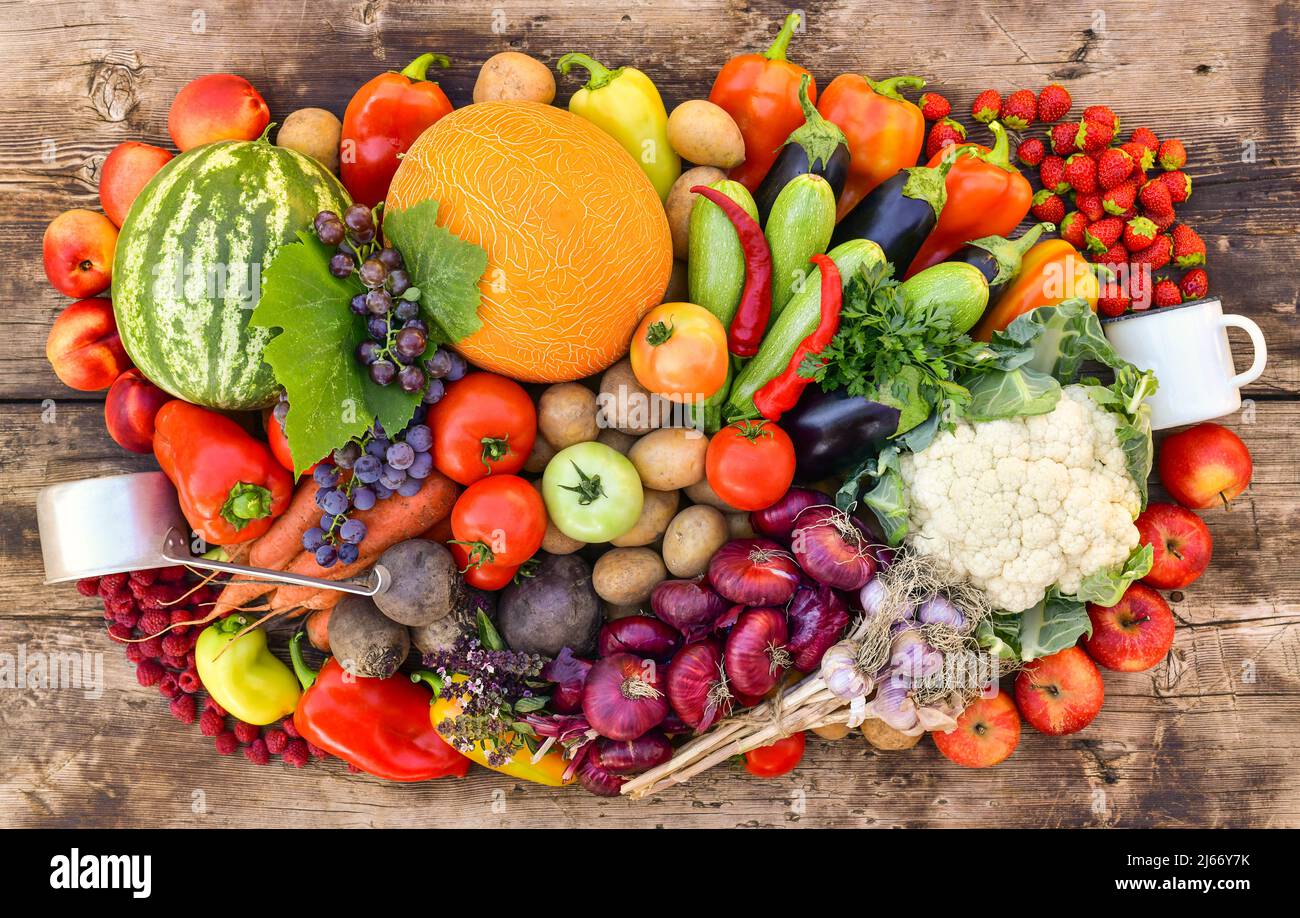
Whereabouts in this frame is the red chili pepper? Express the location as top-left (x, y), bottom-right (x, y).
top-left (290, 632), bottom-right (469, 782)
top-left (753, 254), bottom-right (842, 421)
top-left (340, 52), bottom-right (454, 208)
top-left (691, 185), bottom-right (773, 357)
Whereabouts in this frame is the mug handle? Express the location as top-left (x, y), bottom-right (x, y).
top-left (1220, 314), bottom-right (1267, 388)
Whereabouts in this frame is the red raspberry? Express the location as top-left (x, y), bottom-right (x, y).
top-left (160, 653), bottom-right (186, 671)
top-left (137, 636), bottom-right (164, 659)
top-left (280, 717), bottom-right (300, 739)
top-left (161, 632), bottom-right (193, 657)
top-left (158, 566), bottom-right (187, 583)
top-left (205, 695), bottom-right (227, 717)
top-left (135, 659), bottom-right (164, 687)
top-left (113, 609), bottom-right (140, 629)
top-left (1016, 137), bottom-right (1046, 167)
top-left (214, 730), bottom-right (239, 756)
top-left (234, 721), bottom-right (261, 744)
top-left (169, 608), bottom-right (194, 628)
top-left (282, 739), bottom-right (310, 768)
top-left (157, 673), bottom-right (182, 699)
top-left (243, 738), bottom-right (270, 766)
top-left (170, 693), bottom-right (197, 724)
top-left (178, 668), bottom-right (202, 694)
top-left (98, 573), bottom-right (128, 596)
top-left (76, 577), bottom-right (101, 597)
top-left (105, 593), bottom-right (137, 619)
top-left (125, 642), bottom-right (146, 664)
top-left (108, 623), bottom-right (133, 643)
top-left (308, 743), bottom-right (328, 760)
top-left (264, 728), bottom-right (288, 755)
top-left (199, 707), bottom-right (226, 737)
top-left (138, 611), bottom-right (170, 636)
top-left (129, 568), bottom-right (160, 587)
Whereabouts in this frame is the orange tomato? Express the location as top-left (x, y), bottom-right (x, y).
top-left (629, 302), bottom-right (728, 403)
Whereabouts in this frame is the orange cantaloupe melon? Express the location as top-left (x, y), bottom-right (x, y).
top-left (387, 101), bottom-right (672, 382)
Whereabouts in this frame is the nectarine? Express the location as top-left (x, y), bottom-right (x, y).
top-left (42, 210), bottom-right (117, 298)
top-left (100, 141), bottom-right (173, 227)
top-left (169, 73), bottom-right (270, 151)
top-left (45, 298), bottom-right (131, 391)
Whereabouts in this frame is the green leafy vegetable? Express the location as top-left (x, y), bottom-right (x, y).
top-left (383, 199), bottom-right (487, 346)
top-left (963, 365), bottom-right (1060, 422)
top-left (1014, 590), bottom-right (1093, 661)
top-left (1075, 543), bottom-right (1155, 607)
top-left (836, 446), bottom-right (908, 546)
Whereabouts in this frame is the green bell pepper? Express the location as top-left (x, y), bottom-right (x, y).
top-left (195, 615), bottom-right (301, 726)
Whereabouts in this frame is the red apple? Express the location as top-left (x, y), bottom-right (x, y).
top-left (1158, 423), bottom-right (1253, 510)
top-left (42, 209), bottom-right (118, 297)
top-left (1135, 502), bottom-right (1212, 589)
top-left (1085, 583), bottom-right (1176, 672)
top-left (932, 691), bottom-right (1021, 768)
top-left (169, 73), bottom-right (270, 151)
top-left (45, 298), bottom-right (131, 391)
top-left (100, 141), bottom-right (173, 227)
top-left (105, 369), bottom-right (173, 453)
top-left (1014, 646), bottom-right (1104, 736)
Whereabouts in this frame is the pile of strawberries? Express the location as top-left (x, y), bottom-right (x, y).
top-left (919, 84), bottom-right (1209, 316)
top-left (79, 567), bottom-right (324, 768)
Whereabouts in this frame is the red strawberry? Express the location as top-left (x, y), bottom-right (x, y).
top-left (1094, 242), bottom-right (1129, 269)
top-left (1102, 179), bottom-right (1138, 215)
top-left (1048, 122), bottom-right (1078, 155)
top-left (1160, 169), bottom-right (1192, 203)
top-left (1059, 211), bottom-right (1087, 248)
top-left (1128, 266), bottom-right (1154, 309)
top-left (1120, 140), bottom-right (1155, 172)
top-left (1074, 119), bottom-right (1113, 153)
top-left (1148, 207), bottom-right (1177, 232)
top-left (1002, 89), bottom-right (1038, 130)
top-left (1075, 190), bottom-right (1106, 222)
top-left (1157, 138), bottom-right (1187, 170)
top-left (1031, 189), bottom-right (1067, 223)
top-left (1017, 136), bottom-right (1046, 166)
top-left (926, 118), bottom-right (967, 158)
top-left (1129, 126), bottom-right (1159, 152)
top-left (1153, 277), bottom-right (1183, 308)
top-left (1083, 215), bottom-right (1123, 254)
top-left (1097, 288), bottom-right (1132, 318)
top-left (1123, 216), bottom-right (1158, 251)
top-left (1037, 84), bottom-right (1072, 122)
top-left (972, 89), bottom-right (1002, 123)
top-left (1083, 105), bottom-right (1120, 133)
top-left (919, 92), bottom-right (951, 121)
top-left (1096, 147), bottom-right (1134, 189)
top-left (1039, 155), bottom-right (1069, 194)
top-left (1138, 178), bottom-right (1174, 218)
top-left (1171, 224), bottom-right (1206, 267)
top-left (1063, 153), bottom-right (1098, 193)
top-left (1131, 234), bottom-right (1173, 271)
top-left (1180, 267), bottom-right (1209, 300)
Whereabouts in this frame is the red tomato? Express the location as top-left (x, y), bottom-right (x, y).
top-left (450, 542), bottom-right (520, 591)
top-left (743, 732), bottom-right (806, 778)
top-left (429, 372), bottom-right (537, 486)
top-left (705, 420), bottom-right (796, 511)
top-left (264, 409), bottom-right (318, 476)
top-left (450, 475), bottom-right (546, 568)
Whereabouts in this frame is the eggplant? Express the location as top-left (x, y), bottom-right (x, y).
top-left (779, 386), bottom-right (901, 483)
top-left (944, 221), bottom-right (1053, 303)
top-left (830, 159), bottom-right (951, 272)
top-left (753, 74), bottom-right (849, 223)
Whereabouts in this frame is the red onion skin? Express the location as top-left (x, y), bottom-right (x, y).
top-left (790, 506), bottom-right (878, 591)
top-left (665, 640), bottom-right (728, 731)
top-left (595, 729), bottom-right (674, 775)
top-left (540, 647), bottom-right (592, 715)
top-left (650, 578), bottom-right (730, 641)
top-left (708, 538), bottom-right (801, 606)
top-left (598, 616), bottom-right (682, 662)
top-left (786, 583), bottom-right (851, 672)
top-left (750, 488), bottom-right (829, 543)
top-left (577, 757), bottom-right (626, 796)
top-left (660, 710), bottom-right (692, 735)
top-left (581, 653), bottom-right (668, 741)
top-left (724, 607), bottom-right (790, 697)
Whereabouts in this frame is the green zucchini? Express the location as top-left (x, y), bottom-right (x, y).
top-left (688, 180), bottom-right (759, 328)
top-left (726, 238), bottom-right (885, 421)
top-left (685, 360), bottom-right (734, 434)
top-left (765, 174), bottom-right (836, 316)
top-left (899, 261), bottom-right (989, 334)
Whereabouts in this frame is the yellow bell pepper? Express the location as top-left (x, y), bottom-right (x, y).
top-left (972, 239), bottom-right (1101, 341)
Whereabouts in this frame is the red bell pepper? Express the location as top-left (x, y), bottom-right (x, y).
top-left (709, 12), bottom-right (814, 192)
top-left (290, 632), bottom-right (469, 782)
top-left (904, 121), bottom-right (1033, 278)
top-left (753, 254), bottom-right (842, 421)
top-left (152, 401), bottom-right (292, 546)
top-left (340, 52), bottom-right (454, 207)
top-left (817, 74), bottom-right (926, 221)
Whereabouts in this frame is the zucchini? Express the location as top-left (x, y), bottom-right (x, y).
top-left (685, 360), bottom-right (734, 434)
top-left (687, 179), bottom-right (759, 329)
top-left (899, 261), bottom-right (989, 334)
top-left (765, 174), bottom-right (836, 316)
top-left (726, 238), bottom-right (885, 421)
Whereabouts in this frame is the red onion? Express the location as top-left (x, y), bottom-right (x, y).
top-left (595, 729), bottom-right (673, 775)
top-left (707, 538), bottom-right (801, 606)
top-left (665, 640), bottom-right (731, 732)
top-left (749, 488), bottom-right (829, 543)
top-left (577, 757), bottom-right (626, 796)
top-left (786, 583), bottom-right (850, 672)
top-left (598, 615), bottom-right (681, 662)
top-left (716, 604), bottom-right (743, 632)
top-left (650, 578), bottom-right (730, 641)
top-left (540, 647), bottom-right (592, 714)
top-left (660, 710), bottom-right (692, 735)
top-left (790, 506), bottom-right (877, 590)
top-left (723, 607), bottom-right (790, 697)
top-left (581, 653), bottom-right (668, 741)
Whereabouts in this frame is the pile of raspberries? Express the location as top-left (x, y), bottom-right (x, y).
top-left (919, 85), bottom-right (1208, 315)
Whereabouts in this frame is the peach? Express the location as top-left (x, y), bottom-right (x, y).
top-left (45, 298), bottom-right (131, 391)
top-left (168, 73), bottom-right (270, 151)
top-left (105, 368), bottom-right (172, 453)
top-left (100, 141), bottom-right (173, 227)
top-left (42, 209), bottom-right (117, 298)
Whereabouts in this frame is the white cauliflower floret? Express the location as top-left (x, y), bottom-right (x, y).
top-left (899, 386), bottom-right (1140, 612)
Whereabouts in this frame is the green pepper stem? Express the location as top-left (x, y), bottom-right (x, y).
top-left (763, 11), bottom-right (802, 61)
top-left (216, 614), bottom-right (248, 636)
top-left (557, 52), bottom-right (623, 92)
top-left (410, 670), bottom-right (443, 698)
top-left (400, 52), bottom-right (450, 82)
top-left (221, 481), bottom-right (273, 530)
top-left (289, 631), bottom-right (319, 690)
top-left (984, 121), bottom-right (1012, 171)
top-left (866, 75), bottom-right (926, 102)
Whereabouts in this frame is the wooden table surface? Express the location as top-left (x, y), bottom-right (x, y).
top-left (2, 0), bottom-right (1298, 828)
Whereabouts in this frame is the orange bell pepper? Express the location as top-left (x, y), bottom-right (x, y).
top-left (972, 239), bottom-right (1102, 341)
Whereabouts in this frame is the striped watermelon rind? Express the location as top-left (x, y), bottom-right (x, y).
top-left (113, 138), bottom-right (351, 410)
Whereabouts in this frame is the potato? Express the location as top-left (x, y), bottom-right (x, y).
top-left (372, 539), bottom-right (463, 626)
top-left (531, 479), bottom-right (585, 554)
top-left (685, 476), bottom-right (740, 512)
top-left (597, 428), bottom-right (638, 455)
top-left (629, 427), bottom-right (709, 491)
top-left (726, 511), bottom-right (756, 540)
top-left (812, 722), bottom-right (852, 741)
top-left (662, 504), bottom-right (728, 578)
top-left (667, 100), bottom-right (745, 168)
top-left (498, 553), bottom-right (602, 656)
top-left (328, 595), bottom-right (410, 678)
top-left (592, 547), bottom-right (668, 605)
top-left (473, 51), bottom-right (555, 104)
top-left (524, 434), bottom-right (557, 474)
top-left (277, 108), bottom-right (342, 172)
top-left (611, 488), bottom-right (680, 547)
top-left (539, 382), bottom-right (599, 449)
top-left (604, 602), bottom-right (646, 621)
top-left (665, 165), bottom-right (726, 260)
top-left (598, 358), bottom-right (668, 435)
top-left (663, 258), bottom-right (689, 303)
top-left (861, 718), bottom-right (923, 751)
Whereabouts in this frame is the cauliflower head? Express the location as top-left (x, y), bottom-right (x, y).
top-left (899, 386), bottom-right (1141, 613)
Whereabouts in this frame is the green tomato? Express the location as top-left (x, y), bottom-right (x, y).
top-left (542, 442), bottom-right (644, 543)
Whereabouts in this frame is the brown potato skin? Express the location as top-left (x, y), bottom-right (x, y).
top-left (665, 166), bottom-right (726, 260)
top-left (473, 51), bottom-right (556, 104)
top-left (277, 108), bottom-right (342, 172)
top-left (592, 547), bottom-right (668, 605)
top-left (667, 100), bottom-right (745, 168)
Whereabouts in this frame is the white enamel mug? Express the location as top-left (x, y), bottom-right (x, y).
top-left (1102, 297), bottom-right (1267, 430)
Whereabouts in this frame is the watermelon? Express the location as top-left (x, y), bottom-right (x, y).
top-left (113, 137), bottom-right (351, 410)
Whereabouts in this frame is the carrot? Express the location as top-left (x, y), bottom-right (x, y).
top-left (306, 607), bottom-right (333, 652)
top-left (250, 479), bottom-right (321, 571)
